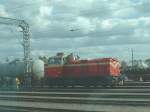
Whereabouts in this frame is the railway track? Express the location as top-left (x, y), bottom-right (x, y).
top-left (31, 86), bottom-right (150, 92)
top-left (0, 84), bottom-right (150, 112)
top-left (29, 81), bottom-right (150, 91)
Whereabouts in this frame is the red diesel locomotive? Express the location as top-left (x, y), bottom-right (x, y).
top-left (44, 53), bottom-right (123, 87)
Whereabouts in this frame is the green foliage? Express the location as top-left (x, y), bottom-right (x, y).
top-left (145, 59), bottom-right (150, 67)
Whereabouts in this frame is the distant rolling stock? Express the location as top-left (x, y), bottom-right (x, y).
top-left (0, 59), bottom-right (44, 79)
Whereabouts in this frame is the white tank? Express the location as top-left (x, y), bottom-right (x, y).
top-left (32, 59), bottom-right (44, 79)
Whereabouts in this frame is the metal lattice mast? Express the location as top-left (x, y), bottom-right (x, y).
top-left (20, 21), bottom-right (31, 75)
top-left (0, 17), bottom-right (31, 76)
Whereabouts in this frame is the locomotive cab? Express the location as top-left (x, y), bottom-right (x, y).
top-left (44, 53), bottom-right (65, 86)
top-left (48, 57), bottom-right (65, 65)
top-left (48, 52), bottom-right (67, 65)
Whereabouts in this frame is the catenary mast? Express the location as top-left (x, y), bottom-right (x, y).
top-left (0, 17), bottom-right (31, 85)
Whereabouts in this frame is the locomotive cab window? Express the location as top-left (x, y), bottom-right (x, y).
top-left (48, 57), bottom-right (64, 65)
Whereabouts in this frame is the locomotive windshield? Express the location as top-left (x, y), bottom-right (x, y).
top-left (48, 57), bottom-right (63, 65)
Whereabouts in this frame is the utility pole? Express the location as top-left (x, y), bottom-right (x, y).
top-left (131, 48), bottom-right (134, 68)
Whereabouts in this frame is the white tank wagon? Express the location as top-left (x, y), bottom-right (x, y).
top-left (0, 59), bottom-right (44, 79)
top-left (32, 59), bottom-right (45, 80)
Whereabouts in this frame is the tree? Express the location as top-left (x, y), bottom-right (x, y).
top-left (145, 59), bottom-right (150, 67)
top-left (121, 60), bottom-right (128, 69)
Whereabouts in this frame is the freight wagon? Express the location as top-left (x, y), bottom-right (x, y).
top-left (0, 59), bottom-right (44, 88)
top-left (123, 67), bottom-right (150, 82)
top-left (43, 53), bottom-right (123, 87)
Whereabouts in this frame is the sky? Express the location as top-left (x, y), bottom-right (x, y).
top-left (0, 0), bottom-right (150, 61)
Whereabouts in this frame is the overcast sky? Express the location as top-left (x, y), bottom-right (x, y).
top-left (0, 0), bottom-right (150, 61)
